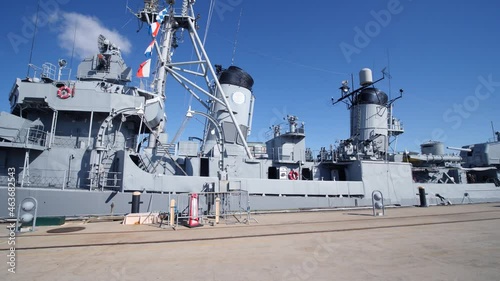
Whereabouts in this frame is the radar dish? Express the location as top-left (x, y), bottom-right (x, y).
top-left (98, 34), bottom-right (108, 53)
top-left (97, 34), bottom-right (120, 55)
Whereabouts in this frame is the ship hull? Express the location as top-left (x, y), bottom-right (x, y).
top-left (2, 181), bottom-right (499, 218)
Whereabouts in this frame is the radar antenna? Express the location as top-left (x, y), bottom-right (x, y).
top-left (97, 35), bottom-right (107, 53)
top-left (98, 34), bottom-right (120, 55)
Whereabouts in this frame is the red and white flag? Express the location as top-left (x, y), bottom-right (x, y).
top-left (136, 59), bottom-right (151, 78)
top-left (150, 22), bottom-right (160, 38)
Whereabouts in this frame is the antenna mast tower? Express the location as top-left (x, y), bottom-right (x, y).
top-left (136, 0), bottom-right (254, 159)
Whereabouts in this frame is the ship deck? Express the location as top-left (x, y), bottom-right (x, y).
top-left (2, 203), bottom-right (500, 280)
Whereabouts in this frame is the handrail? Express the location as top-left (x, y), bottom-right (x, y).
top-left (0, 126), bottom-right (47, 147)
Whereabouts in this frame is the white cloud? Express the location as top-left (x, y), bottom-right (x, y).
top-left (55, 12), bottom-right (132, 59)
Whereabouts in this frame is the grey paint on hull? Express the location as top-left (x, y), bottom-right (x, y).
top-left (1, 183), bottom-right (499, 218)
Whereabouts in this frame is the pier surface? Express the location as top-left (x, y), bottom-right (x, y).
top-left (2, 203), bottom-right (500, 281)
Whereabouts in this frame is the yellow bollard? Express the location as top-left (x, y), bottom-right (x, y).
top-left (215, 197), bottom-right (220, 224)
top-left (169, 199), bottom-right (176, 226)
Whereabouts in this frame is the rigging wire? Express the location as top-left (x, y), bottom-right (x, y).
top-left (202, 0), bottom-right (216, 46)
top-left (172, 0), bottom-right (216, 144)
top-left (27, 0), bottom-right (41, 77)
top-left (231, 7), bottom-right (243, 65)
top-left (69, 22), bottom-right (77, 71)
top-left (214, 32), bottom-right (347, 75)
top-left (386, 49), bottom-right (393, 99)
top-left (196, 0), bottom-right (217, 145)
top-left (121, 16), bottom-right (134, 29)
top-left (187, 0), bottom-right (215, 107)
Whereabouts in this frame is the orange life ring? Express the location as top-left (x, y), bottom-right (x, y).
top-left (57, 86), bottom-right (72, 99)
top-left (288, 170), bottom-right (299, 180)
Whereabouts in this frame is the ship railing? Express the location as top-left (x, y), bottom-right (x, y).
top-left (0, 169), bottom-right (19, 186)
top-left (313, 148), bottom-right (337, 164)
top-left (88, 171), bottom-right (122, 191)
top-left (17, 168), bottom-right (91, 190)
top-left (50, 135), bottom-right (130, 150)
top-left (388, 119), bottom-right (405, 133)
top-left (52, 135), bottom-right (84, 148)
top-left (25, 127), bottom-right (47, 147)
top-left (0, 126), bottom-right (47, 148)
top-left (27, 62), bottom-right (57, 81)
top-left (170, 190), bottom-right (255, 227)
top-left (27, 62), bottom-right (72, 82)
top-left (51, 135), bottom-right (111, 149)
top-left (41, 63), bottom-right (57, 80)
top-left (57, 67), bottom-right (72, 81)
top-left (27, 64), bottom-right (45, 81)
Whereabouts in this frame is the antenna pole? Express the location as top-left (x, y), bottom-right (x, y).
top-left (491, 121), bottom-right (496, 141)
top-left (386, 49), bottom-right (392, 99)
top-left (27, 0), bottom-right (41, 77)
top-left (69, 22), bottom-right (77, 71)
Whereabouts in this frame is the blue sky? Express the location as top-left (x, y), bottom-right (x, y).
top-left (1, 0), bottom-right (500, 154)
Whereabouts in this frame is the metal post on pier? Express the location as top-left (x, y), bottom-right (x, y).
top-left (215, 197), bottom-right (221, 224)
top-left (131, 192), bottom-right (142, 213)
top-left (169, 199), bottom-right (176, 226)
top-left (418, 186), bottom-right (427, 207)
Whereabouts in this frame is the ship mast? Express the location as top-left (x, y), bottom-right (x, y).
top-left (136, 0), bottom-right (176, 141)
top-left (136, 0), bottom-right (254, 159)
top-left (152, 4), bottom-right (175, 98)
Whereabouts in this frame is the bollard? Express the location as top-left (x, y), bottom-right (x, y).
top-left (131, 191), bottom-right (141, 213)
top-left (372, 190), bottom-right (385, 216)
top-left (16, 197), bottom-right (38, 232)
top-left (215, 197), bottom-right (221, 224)
top-left (418, 186), bottom-right (427, 207)
top-left (169, 199), bottom-right (176, 226)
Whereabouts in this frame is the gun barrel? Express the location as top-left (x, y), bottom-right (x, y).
top-left (446, 146), bottom-right (472, 152)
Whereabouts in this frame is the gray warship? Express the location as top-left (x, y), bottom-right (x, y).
top-left (1, 0), bottom-right (500, 218)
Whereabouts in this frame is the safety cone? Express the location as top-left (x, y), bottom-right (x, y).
top-left (187, 193), bottom-right (201, 228)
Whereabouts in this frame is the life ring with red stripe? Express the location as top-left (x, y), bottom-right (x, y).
top-left (57, 86), bottom-right (72, 99)
top-left (288, 170), bottom-right (299, 180)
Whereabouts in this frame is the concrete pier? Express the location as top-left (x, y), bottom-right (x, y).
top-left (2, 203), bottom-right (500, 280)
